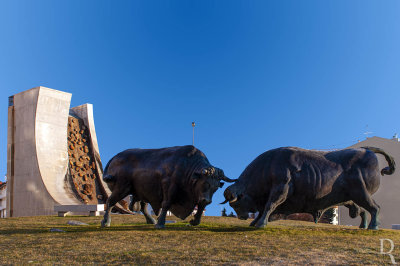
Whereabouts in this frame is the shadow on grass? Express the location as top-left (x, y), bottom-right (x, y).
top-left (0, 228), bottom-right (51, 235)
top-left (1, 220), bottom-right (395, 236)
top-left (0, 223), bottom-right (260, 235)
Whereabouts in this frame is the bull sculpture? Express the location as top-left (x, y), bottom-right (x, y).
top-left (101, 145), bottom-right (235, 229)
top-left (222, 146), bottom-right (395, 230)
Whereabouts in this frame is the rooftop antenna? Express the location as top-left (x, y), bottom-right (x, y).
top-left (393, 133), bottom-right (399, 142)
top-left (364, 125), bottom-right (373, 139)
top-left (192, 122), bottom-right (195, 146)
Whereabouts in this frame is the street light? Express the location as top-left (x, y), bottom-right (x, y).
top-left (192, 122), bottom-right (195, 146)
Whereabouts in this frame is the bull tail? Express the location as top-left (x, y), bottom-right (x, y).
top-left (103, 157), bottom-right (116, 183)
top-left (362, 146), bottom-right (396, 175)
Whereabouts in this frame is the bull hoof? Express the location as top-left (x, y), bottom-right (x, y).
top-left (146, 218), bottom-right (156, 225)
top-left (189, 219), bottom-right (200, 226)
top-left (359, 223), bottom-right (368, 229)
top-left (368, 225), bottom-right (379, 230)
top-left (155, 224), bottom-right (165, 229)
top-left (249, 220), bottom-right (258, 227)
top-left (255, 222), bottom-right (266, 229)
top-left (101, 220), bottom-right (110, 228)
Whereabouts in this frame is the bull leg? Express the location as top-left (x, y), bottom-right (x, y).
top-left (345, 202), bottom-right (360, 219)
top-left (128, 196), bottom-right (135, 212)
top-left (351, 189), bottom-right (380, 230)
top-left (313, 210), bottom-right (323, 224)
top-left (141, 201), bottom-right (156, 224)
top-left (250, 212), bottom-right (262, 227)
top-left (155, 203), bottom-right (171, 229)
top-left (189, 203), bottom-right (206, 226)
top-left (255, 183), bottom-right (290, 229)
top-left (155, 184), bottom-right (176, 229)
top-left (359, 208), bottom-right (368, 229)
top-left (344, 202), bottom-right (367, 229)
top-left (101, 187), bottom-right (130, 228)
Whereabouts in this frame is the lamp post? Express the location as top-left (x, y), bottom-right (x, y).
top-left (192, 122), bottom-right (195, 146)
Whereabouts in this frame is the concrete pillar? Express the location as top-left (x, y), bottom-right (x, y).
top-left (7, 87), bottom-right (80, 217)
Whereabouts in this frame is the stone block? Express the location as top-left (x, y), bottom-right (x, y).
top-left (54, 204), bottom-right (105, 217)
top-left (58, 211), bottom-right (71, 217)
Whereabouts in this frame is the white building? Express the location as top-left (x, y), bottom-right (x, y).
top-left (331, 207), bottom-right (338, 225)
top-left (339, 136), bottom-right (400, 229)
top-left (0, 182), bottom-right (6, 218)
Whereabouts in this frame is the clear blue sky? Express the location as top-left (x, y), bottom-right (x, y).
top-left (1, 1), bottom-right (400, 216)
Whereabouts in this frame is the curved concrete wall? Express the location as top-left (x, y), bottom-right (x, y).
top-left (7, 87), bottom-right (80, 217)
top-left (35, 88), bottom-right (80, 205)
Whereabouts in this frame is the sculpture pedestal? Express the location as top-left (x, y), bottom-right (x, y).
top-left (54, 204), bottom-right (105, 217)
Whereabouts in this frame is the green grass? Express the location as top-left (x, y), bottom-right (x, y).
top-left (0, 215), bottom-right (399, 265)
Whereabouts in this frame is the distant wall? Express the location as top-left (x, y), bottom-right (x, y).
top-left (339, 137), bottom-right (400, 229)
top-left (0, 184), bottom-right (6, 218)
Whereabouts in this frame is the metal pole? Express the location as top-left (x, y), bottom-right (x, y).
top-left (192, 122), bottom-right (195, 146)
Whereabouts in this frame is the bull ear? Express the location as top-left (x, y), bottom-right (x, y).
top-left (196, 167), bottom-right (214, 176)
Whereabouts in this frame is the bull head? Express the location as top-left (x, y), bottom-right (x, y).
top-left (198, 167), bottom-right (236, 183)
top-left (220, 187), bottom-right (238, 204)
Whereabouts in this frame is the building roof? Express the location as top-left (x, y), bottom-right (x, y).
top-left (351, 136), bottom-right (400, 147)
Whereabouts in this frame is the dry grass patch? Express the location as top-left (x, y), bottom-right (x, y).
top-left (0, 215), bottom-right (399, 265)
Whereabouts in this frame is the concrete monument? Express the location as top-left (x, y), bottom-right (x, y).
top-left (6, 86), bottom-right (130, 217)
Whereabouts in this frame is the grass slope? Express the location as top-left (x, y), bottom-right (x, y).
top-left (0, 215), bottom-right (399, 265)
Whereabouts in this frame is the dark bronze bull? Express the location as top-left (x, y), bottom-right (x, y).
top-left (101, 145), bottom-right (234, 229)
top-left (222, 147), bottom-right (395, 230)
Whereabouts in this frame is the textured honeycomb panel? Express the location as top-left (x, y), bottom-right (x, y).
top-left (67, 116), bottom-right (104, 204)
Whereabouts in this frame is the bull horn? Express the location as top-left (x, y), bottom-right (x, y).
top-left (220, 199), bottom-right (229, 204)
top-left (221, 187), bottom-right (237, 204)
top-left (229, 197), bottom-right (238, 203)
top-left (220, 195), bottom-right (238, 204)
top-left (220, 175), bottom-right (237, 183)
top-left (214, 167), bottom-right (236, 182)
